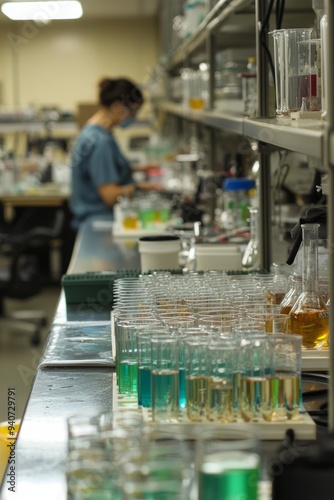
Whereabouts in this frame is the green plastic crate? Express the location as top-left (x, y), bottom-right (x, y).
top-left (61, 271), bottom-right (141, 307)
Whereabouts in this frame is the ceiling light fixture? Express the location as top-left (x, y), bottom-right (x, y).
top-left (1, 1), bottom-right (83, 21)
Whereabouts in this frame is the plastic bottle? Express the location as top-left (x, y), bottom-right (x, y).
top-left (247, 56), bottom-right (256, 73)
top-left (223, 178), bottom-right (256, 230)
top-left (242, 207), bottom-right (259, 270)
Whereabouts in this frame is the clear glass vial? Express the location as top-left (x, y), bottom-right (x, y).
top-left (242, 207), bottom-right (259, 271)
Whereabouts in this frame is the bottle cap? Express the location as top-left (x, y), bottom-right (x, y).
top-left (224, 178), bottom-right (256, 191)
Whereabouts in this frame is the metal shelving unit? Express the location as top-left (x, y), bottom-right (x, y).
top-left (164, 0), bottom-right (254, 72)
top-left (0, 119), bottom-right (78, 135)
top-left (158, 0), bottom-right (334, 432)
top-left (158, 101), bottom-right (325, 159)
top-left (243, 118), bottom-right (324, 160)
top-left (158, 101), bottom-right (244, 134)
top-left (325, 0), bottom-right (334, 431)
top-left (158, 0), bottom-right (324, 267)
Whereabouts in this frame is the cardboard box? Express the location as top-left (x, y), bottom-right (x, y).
top-left (76, 102), bottom-right (99, 128)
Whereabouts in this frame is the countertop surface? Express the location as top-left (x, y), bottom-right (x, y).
top-left (0, 218), bottom-right (137, 500)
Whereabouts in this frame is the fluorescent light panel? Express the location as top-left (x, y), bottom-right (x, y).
top-left (1, 1), bottom-right (83, 20)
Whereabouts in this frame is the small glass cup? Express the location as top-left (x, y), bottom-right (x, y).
top-left (263, 334), bottom-right (302, 422)
top-left (247, 312), bottom-right (290, 334)
top-left (151, 336), bottom-right (180, 422)
top-left (137, 333), bottom-right (153, 408)
top-left (239, 335), bottom-right (271, 422)
top-left (206, 340), bottom-right (238, 422)
top-left (197, 427), bottom-right (261, 500)
top-left (198, 315), bottom-right (236, 336)
top-left (115, 321), bottom-right (138, 395)
top-left (184, 338), bottom-right (210, 422)
top-left (158, 313), bottom-right (197, 332)
top-left (136, 327), bottom-right (167, 408)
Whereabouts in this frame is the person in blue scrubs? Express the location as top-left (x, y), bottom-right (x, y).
top-left (70, 77), bottom-right (162, 228)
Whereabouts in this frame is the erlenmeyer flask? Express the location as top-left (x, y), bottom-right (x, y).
top-left (280, 275), bottom-right (302, 315)
top-left (289, 223), bottom-right (329, 348)
top-left (242, 207), bottom-right (259, 271)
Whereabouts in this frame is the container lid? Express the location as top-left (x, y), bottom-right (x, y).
top-left (138, 235), bottom-right (180, 243)
top-left (138, 235), bottom-right (181, 254)
top-left (224, 178), bottom-right (256, 191)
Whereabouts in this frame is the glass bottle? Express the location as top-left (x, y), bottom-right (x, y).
top-left (242, 207), bottom-right (259, 271)
top-left (289, 223), bottom-right (329, 349)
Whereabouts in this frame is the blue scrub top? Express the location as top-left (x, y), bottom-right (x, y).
top-left (70, 124), bottom-right (134, 228)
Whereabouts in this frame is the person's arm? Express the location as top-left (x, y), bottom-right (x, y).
top-left (132, 163), bottom-right (159, 172)
top-left (98, 180), bottom-right (165, 207)
top-left (98, 183), bottom-right (136, 208)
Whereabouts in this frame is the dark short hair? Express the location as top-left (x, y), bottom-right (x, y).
top-left (98, 78), bottom-right (144, 108)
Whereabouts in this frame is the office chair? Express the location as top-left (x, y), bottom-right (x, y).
top-left (0, 208), bottom-right (65, 345)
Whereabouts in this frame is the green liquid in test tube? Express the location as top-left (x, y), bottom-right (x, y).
top-left (199, 451), bottom-right (260, 500)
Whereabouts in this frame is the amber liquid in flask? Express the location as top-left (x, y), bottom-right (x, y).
top-left (289, 224), bottom-right (329, 349)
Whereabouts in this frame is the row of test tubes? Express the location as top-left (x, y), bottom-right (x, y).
top-left (113, 271), bottom-right (303, 424)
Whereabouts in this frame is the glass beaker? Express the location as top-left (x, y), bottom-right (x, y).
top-left (285, 28), bottom-right (313, 114)
top-left (188, 69), bottom-right (205, 110)
top-left (313, 0), bottom-right (325, 37)
top-left (270, 29), bottom-right (287, 115)
top-left (239, 335), bottom-right (271, 422)
top-left (289, 223), bottom-right (329, 349)
top-left (264, 335), bottom-right (302, 422)
top-left (297, 38), bottom-right (322, 112)
top-left (150, 336), bottom-right (180, 422)
top-left (320, 13), bottom-right (328, 118)
top-left (242, 207), bottom-right (259, 271)
top-left (197, 428), bottom-right (260, 500)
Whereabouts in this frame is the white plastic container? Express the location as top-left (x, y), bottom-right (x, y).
top-left (195, 244), bottom-right (242, 272)
top-left (138, 236), bottom-right (181, 273)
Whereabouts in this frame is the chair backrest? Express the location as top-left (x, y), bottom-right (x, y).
top-left (1, 207), bottom-right (66, 299)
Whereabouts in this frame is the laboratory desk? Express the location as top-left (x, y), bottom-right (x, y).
top-left (0, 188), bottom-right (70, 223)
top-left (0, 218), bottom-right (329, 500)
top-left (0, 187), bottom-right (75, 278)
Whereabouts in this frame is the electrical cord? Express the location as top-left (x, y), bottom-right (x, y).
top-left (276, 0), bottom-right (285, 30)
top-left (272, 159), bottom-right (290, 230)
top-left (259, 0), bottom-right (276, 100)
top-left (260, 0), bottom-right (275, 37)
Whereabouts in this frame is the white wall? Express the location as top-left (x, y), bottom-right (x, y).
top-left (0, 17), bottom-right (159, 111)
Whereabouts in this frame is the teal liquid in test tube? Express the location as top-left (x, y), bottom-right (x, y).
top-left (138, 366), bottom-right (152, 407)
top-left (151, 336), bottom-right (180, 422)
top-left (178, 334), bottom-right (188, 409)
top-left (118, 360), bottom-right (138, 395)
top-left (137, 333), bottom-right (153, 407)
top-left (116, 321), bottom-right (138, 395)
top-left (136, 325), bottom-right (166, 408)
top-left (179, 368), bottom-right (186, 408)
